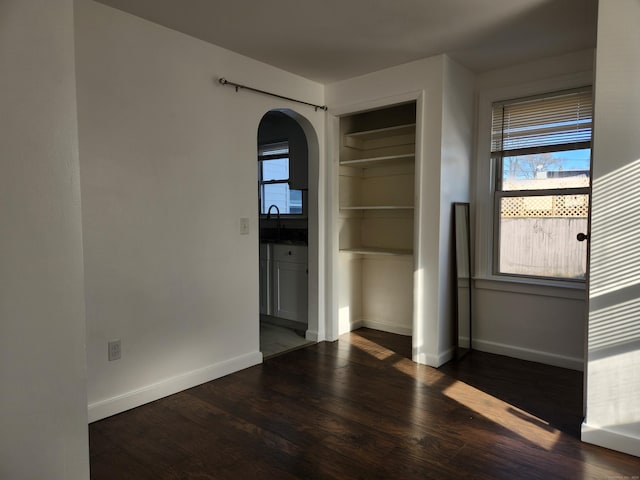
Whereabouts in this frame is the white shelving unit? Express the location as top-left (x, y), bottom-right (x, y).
top-left (342, 124), bottom-right (416, 151)
top-left (339, 153), bottom-right (414, 169)
top-left (337, 104), bottom-right (416, 335)
top-left (339, 121), bottom-right (415, 256)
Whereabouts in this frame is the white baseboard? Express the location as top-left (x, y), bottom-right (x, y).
top-left (305, 329), bottom-right (318, 342)
top-left (344, 319), bottom-right (412, 337)
top-left (361, 320), bottom-right (412, 336)
top-left (437, 347), bottom-right (456, 367)
top-left (416, 347), bottom-right (455, 368)
top-left (351, 319), bottom-right (364, 330)
top-left (582, 422), bottom-right (640, 458)
top-left (473, 338), bottom-right (584, 371)
top-left (87, 351), bottom-right (263, 423)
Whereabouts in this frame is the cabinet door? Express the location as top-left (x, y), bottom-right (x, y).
top-left (259, 258), bottom-right (270, 315)
top-left (272, 260), bottom-right (308, 322)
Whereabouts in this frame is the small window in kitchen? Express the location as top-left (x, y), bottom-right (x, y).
top-left (258, 142), bottom-right (303, 215)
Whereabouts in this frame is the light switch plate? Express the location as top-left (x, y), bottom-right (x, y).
top-left (240, 217), bottom-right (250, 235)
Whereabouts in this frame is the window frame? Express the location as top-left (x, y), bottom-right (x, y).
top-left (474, 73), bottom-right (593, 295)
top-left (491, 88), bottom-right (592, 283)
top-left (258, 141), bottom-right (305, 217)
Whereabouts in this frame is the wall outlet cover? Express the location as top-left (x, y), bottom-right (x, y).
top-left (108, 340), bottom-right (121, 361)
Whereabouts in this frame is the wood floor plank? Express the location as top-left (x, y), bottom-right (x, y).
top-left (89, 328), bottom-right (640, 479)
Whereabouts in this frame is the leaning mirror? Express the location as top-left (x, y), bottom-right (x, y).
top-left (453, 202), bottom-right (472, 358)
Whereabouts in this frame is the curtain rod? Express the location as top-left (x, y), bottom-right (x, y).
top-left (218, 78), bottom-right (328, 112)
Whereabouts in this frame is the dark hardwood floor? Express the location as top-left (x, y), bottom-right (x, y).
top-left (90, 328), bottom-right (640, 479)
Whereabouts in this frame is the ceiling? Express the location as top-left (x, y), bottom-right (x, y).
top-left (96, 0), bottom-right (598, 84)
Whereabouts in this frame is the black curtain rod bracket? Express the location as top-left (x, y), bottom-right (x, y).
top-left (218, 77), bottom-right (327, 112)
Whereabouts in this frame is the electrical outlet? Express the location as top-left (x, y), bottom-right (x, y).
top-left (108, 340), bottom-right (121, 361)
top-left (240, 217), bottom-right (250, 235)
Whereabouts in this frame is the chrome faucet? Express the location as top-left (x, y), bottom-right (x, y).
top-left (266, 204), bottom-right (281, 242)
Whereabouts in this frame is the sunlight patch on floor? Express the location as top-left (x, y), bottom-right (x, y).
top-left (350, 333), bottom-right (396, 360)
top-left (350, 331), bottom-right (445, 383)
top-left (351, 329), bottom-right (565, 451)
top-left (442, 380), bottom-right (562, 451)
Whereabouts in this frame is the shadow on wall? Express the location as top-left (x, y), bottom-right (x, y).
top-left (586, 157), bottom-right (640, 455)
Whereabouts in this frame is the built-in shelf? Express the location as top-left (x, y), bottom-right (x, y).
top-left (339, 247), bottom-right (413, 256)
top-left (339, 153), bottom-right (414, 169)
top-left (343, 123), bottom-right (416, 150)
top-left (344, 123), bottom-right (416, 141)
top-left (340, 205), bottom-right (414, 211)
top-left (338, 103), bottom-right (417, 336)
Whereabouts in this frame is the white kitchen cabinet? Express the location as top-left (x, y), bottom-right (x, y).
top-left (259, 243), bottom-right (271, 315)
top-left (272, 244), bottom-right (307, 323)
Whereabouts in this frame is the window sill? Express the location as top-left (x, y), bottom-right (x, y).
top-left (473, 275), bottom-right (586, 300)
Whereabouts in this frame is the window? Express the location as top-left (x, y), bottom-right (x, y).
top-left (491, 87), bottom-right (592, 280)
top-left (258, 142), bottom-right (303, 215)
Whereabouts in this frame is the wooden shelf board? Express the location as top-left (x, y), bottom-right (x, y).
top-left (339, 247), bottom-right (413, 256)
top-left (343, 124), bottom-right (416, 150)
top-left (344, 123), bottom-right (416, 141)
top-left (339, 153), bottom-right (414, 168)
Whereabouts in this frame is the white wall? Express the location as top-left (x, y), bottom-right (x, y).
top-left (326, 54), bottom-right (475, 366)
top-left (0, 0), bottom-right (90, 478)
top-left (437, 56), bottom-right (476, 358)
top-left (473, 50), bottom-right (594, 370)
top-left (582, 0), bottom-right (640, 457)
top-left (75, 0), bottom-right (325, 421)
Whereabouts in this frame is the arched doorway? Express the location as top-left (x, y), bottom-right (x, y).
top-left (257, 109), bottom-right (320, 358)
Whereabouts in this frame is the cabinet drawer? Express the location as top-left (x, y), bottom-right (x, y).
top-left (272, 244), bottom-right (307, 263)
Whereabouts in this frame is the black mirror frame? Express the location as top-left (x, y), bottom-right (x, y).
top-left (453, 202), bottom-right (472, 359)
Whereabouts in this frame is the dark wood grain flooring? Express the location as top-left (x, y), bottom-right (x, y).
top-left (90, 328), bottom-right (640, 479)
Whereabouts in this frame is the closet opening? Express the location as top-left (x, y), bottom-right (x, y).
top-left (336, 102), bottom-right (417, 342)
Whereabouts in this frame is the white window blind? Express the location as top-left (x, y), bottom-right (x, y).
top-left (491, 87), bottom-right (593, 154)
